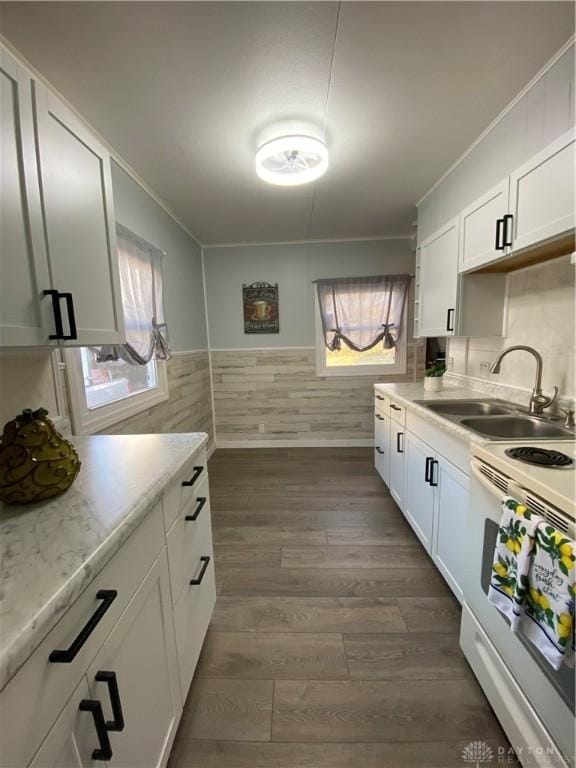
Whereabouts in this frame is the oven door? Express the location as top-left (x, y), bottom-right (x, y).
top-left (463, 459), bottom-right (575, 766)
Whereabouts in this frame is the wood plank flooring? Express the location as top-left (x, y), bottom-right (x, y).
top-left (170, 448), bottom-right (517, 767)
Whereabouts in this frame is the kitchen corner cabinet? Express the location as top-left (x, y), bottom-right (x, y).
top-left (0, 44), bottom-right (125, 348)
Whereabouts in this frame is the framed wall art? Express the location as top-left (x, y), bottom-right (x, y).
top-left (242, 282), bottom-right (279, 334)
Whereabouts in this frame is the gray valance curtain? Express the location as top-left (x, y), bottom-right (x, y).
top-left (96, 224), bottom-right (171, 365)
top-left (315, 274), bottom-right (411, 352)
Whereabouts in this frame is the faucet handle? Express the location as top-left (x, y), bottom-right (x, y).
top-left (538, 386), bottom-right (559, 409)
top-left (560, 408), bottom-right (575, 428)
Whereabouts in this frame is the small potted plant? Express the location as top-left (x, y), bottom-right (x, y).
top-left (424, 361), bottom-right (446, 392)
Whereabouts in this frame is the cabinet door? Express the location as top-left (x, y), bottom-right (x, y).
top-left (509, 128), bottom-right (575, 253)
top-left (0, 47), bottom-right (53, 347)
top-left (403, 432), bottom-right (436, 553)
top-left (87, 551), bottom-right (181, 768)
top-left (29, 676), bottom-right (103, 768)
top-left (432, 456), bottom-right (468, 602)
top-left (388, 421), bottom-right (405, 511)
top-left (458, 178), bottom-right (510, 272)
top-left (33, 83), bottom-right (125, 346)
top-left (374, 411), bottom-right (390, 486)
top-left (418, 217), bottom-right (459, 337)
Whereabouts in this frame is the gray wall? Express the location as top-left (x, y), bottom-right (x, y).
top-left (418, 45), bottom-right (575, 241)
top-left (111, 162), bottom-right (207, 351)
top-left (203, 239), bottom-right (415, 348)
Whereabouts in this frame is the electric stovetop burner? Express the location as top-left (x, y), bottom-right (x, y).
top-left (505, 446), bottom-right (575, 469)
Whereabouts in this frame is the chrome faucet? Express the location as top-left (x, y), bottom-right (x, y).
top-left (489, 346), bottom-right (558, 416)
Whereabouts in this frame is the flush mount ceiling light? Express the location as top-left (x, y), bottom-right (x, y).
top-left (255, 135), bottom-right (329, 186)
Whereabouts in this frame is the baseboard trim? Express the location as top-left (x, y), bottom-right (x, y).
top-left (215, 438), bottom-right (374, 449)
top-left (206, 441), bottom-right (217, 459)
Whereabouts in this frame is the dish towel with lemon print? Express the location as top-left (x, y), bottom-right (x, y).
top-left (488, 498), bottom-right (541, 630)
top-left (520, 524), bottom-right (575, 671)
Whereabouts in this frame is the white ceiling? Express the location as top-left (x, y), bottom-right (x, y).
top-left (1, 2), bottom-right (573, 244)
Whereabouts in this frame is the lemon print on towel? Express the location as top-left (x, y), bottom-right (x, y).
top-left (538, 527), bottom-right (575, 577)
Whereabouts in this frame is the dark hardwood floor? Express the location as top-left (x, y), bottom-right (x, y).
top-left (169, 448), bottom-right (516, 767)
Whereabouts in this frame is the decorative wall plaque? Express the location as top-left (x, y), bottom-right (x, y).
top-left (243, 282), bottom-right (279, 334)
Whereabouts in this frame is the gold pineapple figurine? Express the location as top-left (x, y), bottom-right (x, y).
top-left (0, 408), bottom-right (81, 505)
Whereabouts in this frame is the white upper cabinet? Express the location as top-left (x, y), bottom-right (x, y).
top-left (418, 217), bottom-right (459, 337)
top-left (34, 84), bottom-right (125, 347)
top-left (0, 48), bottom-right (53, 347)
top-left (509, 128), bottom-right (575, 254)
top-left (459, 178), bottom-right (510, 272)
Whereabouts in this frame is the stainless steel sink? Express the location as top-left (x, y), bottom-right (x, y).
top-left (459, 416), bottom-right (574, 439)
top-left (423, 400), bottom-right (513, 417)
top-left (415, 398), bottom-right (575, 441)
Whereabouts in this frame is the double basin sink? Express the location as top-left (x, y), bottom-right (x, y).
top-left (415, 399), bottom-right (575, 440)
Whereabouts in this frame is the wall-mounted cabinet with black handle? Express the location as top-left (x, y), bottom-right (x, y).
top-left (1, 45), bottom-right (125, 348)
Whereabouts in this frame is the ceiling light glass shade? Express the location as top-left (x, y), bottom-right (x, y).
top-left (255, 135), bottom-right (329, 186)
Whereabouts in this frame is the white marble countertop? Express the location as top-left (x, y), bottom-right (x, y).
top-left (0, 432), bottom-right (208, 689)
top-left (374, 380), bottom-right (498, 446)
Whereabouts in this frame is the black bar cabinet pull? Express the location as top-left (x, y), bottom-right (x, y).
top-left (425, 456), bottom-right (433, 484)
top-left (446, 308), bottom-right (455, 332)
top-left (375, 413), bottom-right (384, 421)
top-left (190, 556), bottom-right (211, 586)
top-left (390, 404), bottom-right (401, 411)
top-left (185, 497), bottom-right (207, 522)
top-left (61, 292), bottom-right (78, 340)
top-left (495, 218), bottom-right (504, 250)
top-left (430, 459), bottom-right (439, 487)
top-left (49, 590), bottom-right (117, 663)
top-left (79, 700), bottom-right (113, 761)
top-left (503, 214), bottom-right (514, 247)
top-left (375, 447), bottom-right (384, 455)
top-left (43, 289), bottom-right (64, 340)
top-left (396, 432), bottom-right (404, 454)
top-left (376, 395), bottom-right (385, 401)
top-left (95, 671), bottom-right (125, 732)
top-left (182, 466), bottom-right (203, 487)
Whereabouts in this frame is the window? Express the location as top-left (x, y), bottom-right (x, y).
top-left (66, 224), bottom-right (170, 434)
top-left (315, 274), bottom-right (410, 377)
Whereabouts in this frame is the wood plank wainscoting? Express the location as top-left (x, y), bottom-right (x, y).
top-left (168, 448), bottom-right (516, 768)
top-left (212, 346), bottom-right (425, 446)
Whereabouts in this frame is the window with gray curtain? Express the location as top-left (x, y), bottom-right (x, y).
top-left (96, 223), bottom-right (171, 365)
top-left (316, 274), bottom-right (411, 352)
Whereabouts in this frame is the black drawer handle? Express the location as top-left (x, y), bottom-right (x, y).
top-left (95, 671), bottom-right (125, 732)
top-left (376, 395), bottom-right (385, 401)
top-left (185, 496), bottom-right (207, 522)
top-left (375, 447), bottom-right (384, 455)
top-left (190, 555), bottom-right (211, 586)
top-left (495, 218), bottom-right (504, 250)
top-left (390, 404), bottom-right (401, 411)
top-left (430, 459), bottom-right (439, 487)
top-left (425, 456), bottom-right (433, 484)
top-left (396, 432), bottom-right (404, 454)
top-left (49, 590), bottom-right (117, 663)
top-left (503, 214), bottom-right (513, 248)
top-left (182, 466), bottom-right (203, 487)
top-left (446, 308), bottom-right (455, 332)
top-left (79, 700), bottom-right (112, 761)
top-left (61, 291), bottom-right (78, 340)
top-left (375, 413), bottom-right (385, 421)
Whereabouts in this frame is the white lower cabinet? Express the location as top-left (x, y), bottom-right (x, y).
top-left (86, 551), bottom-right (181, 768)
top-left (4, 444), bottom-right (214, 768)
top-left (388, 420), bottom-right (405, 511)
top-left (375, 393), bottom-right (468, 600)
top-left (29, 676), bottom-right (99, 768)
top-left (432, 456), bottom-right (468, 602)
top-left (374, 411), bottom-right (390, 486)
top-left (403, 432), bottom-right (436, 553)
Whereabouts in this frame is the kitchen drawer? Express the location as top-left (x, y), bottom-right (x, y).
top-left (389, 398), bottom-right (406, 426)
top-left (162, 449), bottom-right (208, 531)
top-left (374, 391), bottom-right (389, 414)
top-left (173, 554), bottom-right (216, 699)
top-left (0, 502), bottom-right (164, 768)
top-left (166, 475), bottom-right (213, 606)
